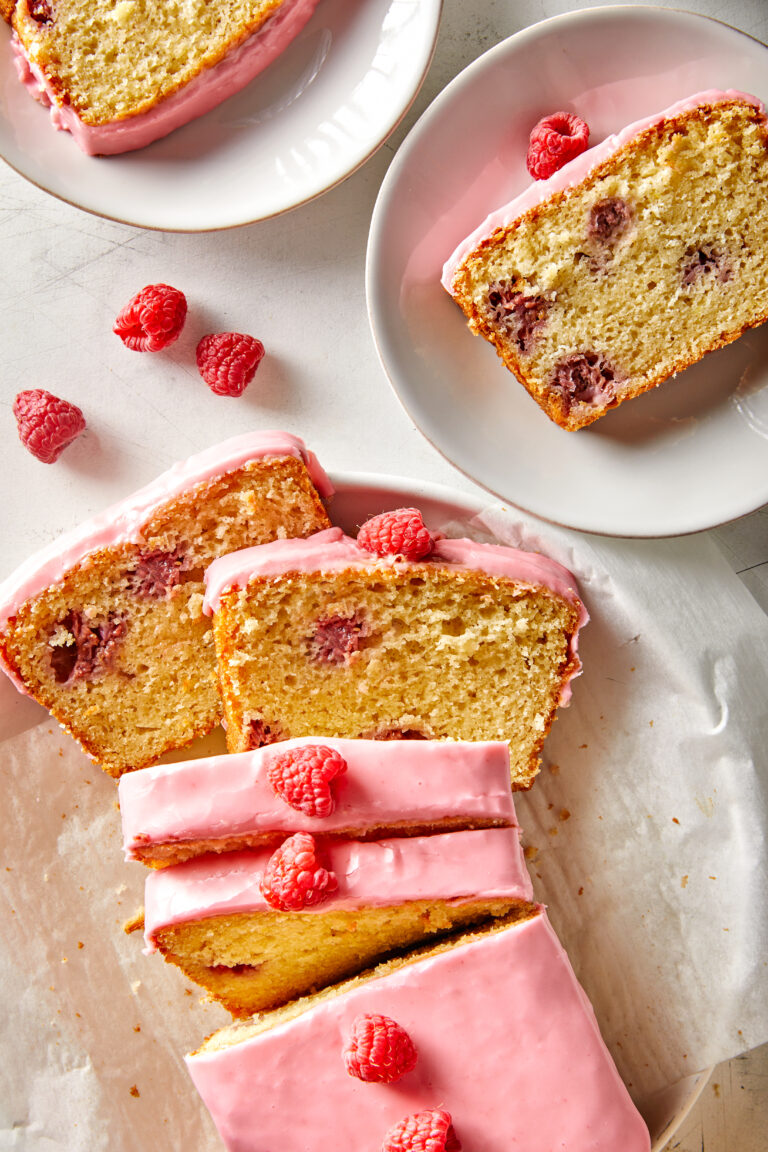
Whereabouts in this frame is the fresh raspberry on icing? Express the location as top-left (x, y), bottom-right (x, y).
top-left (114, 283), bottom-right (187, 351)
top-left (526, 111), bottom-right (590, 180)
top-left (13, 389), bottom-right (86, 463)
top-left (259, 833), bottom-right (338, 911)
top-left (357, 508), bottom-right (434, 560)
top-left (196, 332), bottom-right (265, 396)
top-left (344, 1014), bottom-right (418, 1083)
top-left (267, 744), bottom-right (348, 818)
top-left (382, 1110), bottom-right (461, 1152)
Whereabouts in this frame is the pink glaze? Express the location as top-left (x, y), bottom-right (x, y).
top-left (143, 827), bottom-right (533, 950)
top-left (202, 525), bottom-right (588, 702)
top-left (442, 89), bottom-right (767, 290)
top-left (186, 909), bottom-right (650, 1152)
top-left (0, 430), bottom-right (332, 692)
top-left (119, 737), bottom-right (517, 859)
top-left (11, 0), bottom-right (320, 156)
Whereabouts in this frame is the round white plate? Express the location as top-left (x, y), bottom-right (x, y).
top-left (366, 6), bottom-right (768, 538)
top-left (0, 0), bottom-right (441, 231)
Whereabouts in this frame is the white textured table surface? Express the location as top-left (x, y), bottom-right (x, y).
top-left (0, 0), bottom-right (766, 1149)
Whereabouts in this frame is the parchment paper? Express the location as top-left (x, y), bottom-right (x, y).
top-left (0, 502), bottom-right (766, 1149)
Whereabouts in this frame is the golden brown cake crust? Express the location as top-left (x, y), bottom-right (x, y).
top-left (450, 99), bottom-right (768, 430)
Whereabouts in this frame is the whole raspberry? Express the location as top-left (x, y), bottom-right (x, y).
top-left (382, 1110), bottom-right (461, 1152)
top-left (259, 832), bottom-right (338, 911)
top-left (196, 332), bottom-right (265, 396)
top-left (13, 389), bottom-right (86, 463)
top-left (114, 283), bottom-right (187, 351)
top-left (357, 508), bottom-right (434, 560)
top-left (344, 1014), bottom-right (418, 1083)
top-left (267, 744), bottom-right (348, 818)
top-left (526, 111), bottom-right (590, 180)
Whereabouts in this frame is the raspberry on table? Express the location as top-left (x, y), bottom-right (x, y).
top-left (267, 744), bottom-right (348, 818)
top-left (113, 283), bottom-right (187, 352)
top-left (344, 1014), bottom-right (418, 1083)
top-left (357, 508), bottom-right (434, 560)
top-left (382, 1110), bottom-right (461, 1152)
top-left (196, 332), bottom-right (265, 397)
top-left (259, 832), bottom-right (338, 911)
top-left (13, 389), bottom-right (86, 463)
top-left (526, 111), bottom-right (590, 180)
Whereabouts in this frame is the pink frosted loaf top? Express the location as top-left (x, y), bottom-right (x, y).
top-left (11, 0), bottom-right (320, 156)
top-left (119, 737), bottom-right (517, 859)
top-left (186, 909), bottom-right (650, 1152)
top-left (442, 89), bottom-right (766, 290)
top-left (0, 430), bottom-right (331, 658)
top-left (143, 827), bottom-right (533, 950)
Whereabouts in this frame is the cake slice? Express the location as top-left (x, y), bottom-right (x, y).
top-left (186, 909), bottom-right (651, 1152)
top-left (443, 91), bottom-right (768, 430)
top-left (5, 0), bottom-right (321, 155)
top-left (119, 737), bottom-right (519, 867)
top-left (143, 827), bottom-right (534, 1015)
top-left (0, 431), bottom-right (331, 777)
top-left (203, 525), bottom-right (587, 787)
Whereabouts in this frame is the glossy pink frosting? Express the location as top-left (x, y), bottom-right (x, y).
top-left (442, 89), bottom-right (766, 289)
top-left (143, 827), bottom-right (533, 950)
top-left (0, 430), bottom-right (332, 691)
top-left (11, 0), bottom-right (320, 156)
top-left (186, 909), bottom-right (650, 1152)
top-left (202, 525), bottom-right (588, 702)
top-left (119, 737), bottom-right (517, 858)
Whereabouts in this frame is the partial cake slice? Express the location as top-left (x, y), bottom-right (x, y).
top-left (204, 525), bottom-right (587, 787)
top-left (187, 908), bottom-right (650, 1152)
top-left (0, 431), bottom-right (331, 777)
top-left (6, 0), bottom-right (322, 155)
top-left (443, 90), bottom-right (768, 430)
top-left (143, 827), bottom-right (533, 1016)
top-left (119, 737), bottom-right (519, 867)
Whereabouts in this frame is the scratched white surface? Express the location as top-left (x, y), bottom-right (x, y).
top-left (0, 0), bottom-right (767, 1149)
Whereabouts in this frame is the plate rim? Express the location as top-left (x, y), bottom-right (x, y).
top-left (365, 3), bottom-right (768, 539)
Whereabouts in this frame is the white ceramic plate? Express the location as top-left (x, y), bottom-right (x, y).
top-left (366, 6), bottom-right (768, 538)
top-left (0, 0), bottom-right (441, 230)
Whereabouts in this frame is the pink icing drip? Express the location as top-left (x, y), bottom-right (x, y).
top-left (143, 827), bottom-right (533, 950)
top-left (118, 737), bottom-right (517, 858)
top-left (0, 431), bottom-right (332, 691)
top-left (186, 910), bottom-right (650, 1152)
top-left (442, 89), bottom-right (767, 289)
top-left (10, 0), bottom-right (320, 156)
top-left (202, 525), bottom-right (588, 703)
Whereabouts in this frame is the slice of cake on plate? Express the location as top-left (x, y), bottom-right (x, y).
top-left (143, 827), bottom-right (534, 1015)
top-left (0, 431), bottom-right (332, 777)
top-left (186, 908), bottom-right (651, 1152)
top-left (443, 90), bottom-right (768, 430)
top-left (119, 737), bottom-right (519, 867)
top-left (203, 523), bottom-right (587, 787)
top-left (5, 0), bottom-right (322, 154)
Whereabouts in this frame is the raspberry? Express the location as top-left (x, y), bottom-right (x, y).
top-left (259, 833), bottom-right (337, 911)
top-left (357, 508), bottom-right (434, 560)
top-left (267, 744), bottom-right (347, 818)
top-left (526, 111), bottom-right (589, 180)
top-left (382, 1110), bottom-right (461, 1152)
top-left (344, 1014), bottom-right (418, 1083)
top-left (114, 283), bottom-right (187, 351)
top-left (13, 389), bottom-right (86, 463)
top-left (196, 332), bottom-right (265, 396)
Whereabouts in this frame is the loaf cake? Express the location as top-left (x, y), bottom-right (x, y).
top-left (443, 90), bottom-right (768, 430)
top-left (186, 908), bottom-right (651, 1152)
top-left (5, 0), bottom-right (321, 155)
top-left (143, 827), bottom-right (534, 1015)
top-left (203, 525), bottom-right (587, 787)
top-left (0, 431), bottom-right (331, 777)
top-left (119, 737), bottom-right (518, 867)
